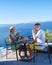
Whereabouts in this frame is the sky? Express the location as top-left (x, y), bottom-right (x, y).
top-left (0, 0), bottom-right (52, 24)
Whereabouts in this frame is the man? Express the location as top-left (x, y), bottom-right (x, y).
top-left (32, 23), bottom-right (45, 50)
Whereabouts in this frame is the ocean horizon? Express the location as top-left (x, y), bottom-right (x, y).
top-left (0, 22), bottom-right (52, 47)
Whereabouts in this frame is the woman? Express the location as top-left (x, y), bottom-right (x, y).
top-left (9, 26), bottom-right (20, 42)
top-left (9, 26), bottom-right (21, 60)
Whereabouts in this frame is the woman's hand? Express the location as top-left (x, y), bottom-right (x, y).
top-left (15, 33), bottom-right (20, 37)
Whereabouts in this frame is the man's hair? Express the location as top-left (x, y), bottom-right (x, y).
top-left (34, 23), bottom-right (41, 26)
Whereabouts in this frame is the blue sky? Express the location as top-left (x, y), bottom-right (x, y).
top-left (0, 0), bottom-right (52, 24)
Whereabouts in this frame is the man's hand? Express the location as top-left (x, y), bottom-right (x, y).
top-left (32, 28), bottom-right (37, 41)
top-left (32, 28), bottom-right (35, 32)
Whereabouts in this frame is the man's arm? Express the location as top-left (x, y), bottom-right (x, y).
top-left (32, 29), bottom-right (38, 41)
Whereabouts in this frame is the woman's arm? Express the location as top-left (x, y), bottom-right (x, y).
top-left (9, 34), bottom-right (16, 42)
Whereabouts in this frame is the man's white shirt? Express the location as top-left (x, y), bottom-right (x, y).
top-left (32, 29), bottom-right (45, 49)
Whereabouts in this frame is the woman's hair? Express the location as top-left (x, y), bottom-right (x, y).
top-left (9, 26), bottom-right (15, 33)
top-left (10, 29), bottom-right (12, 32)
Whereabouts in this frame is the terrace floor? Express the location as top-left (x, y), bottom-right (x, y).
top-left (0, 50), bottom-right (52, 65)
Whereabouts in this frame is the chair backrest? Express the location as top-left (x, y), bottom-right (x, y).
top-left (5, 38), bottom-right (12, 45)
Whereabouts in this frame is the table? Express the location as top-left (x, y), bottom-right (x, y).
top-left (14, 38), bottom-right (34, 61)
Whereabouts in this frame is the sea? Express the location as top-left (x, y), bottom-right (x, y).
top-left (0, 22), bottom-right (52, 48)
